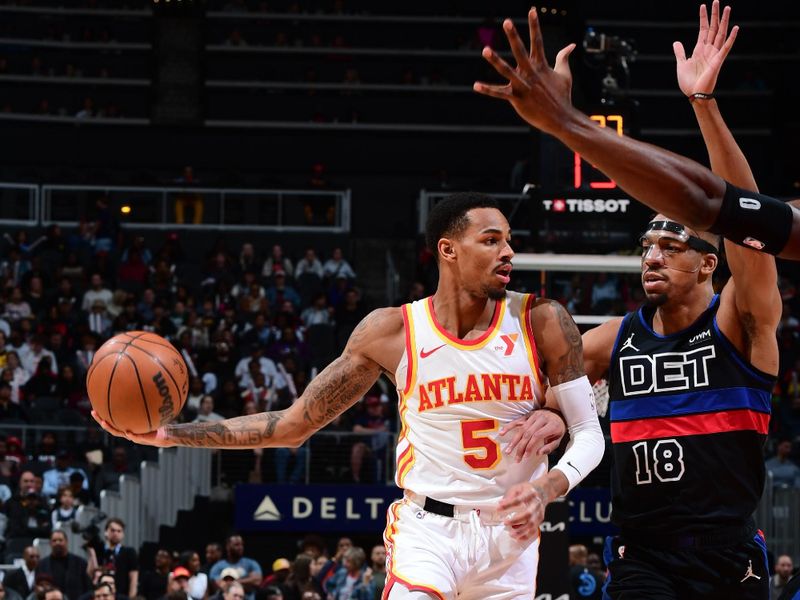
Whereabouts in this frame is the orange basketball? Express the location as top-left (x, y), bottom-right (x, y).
top-left (86, 331), bottom-right (189, 434)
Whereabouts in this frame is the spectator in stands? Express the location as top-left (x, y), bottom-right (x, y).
top-left (87, 300), bottom-right (113, 339)
top-left (69, 471), bottom-right (92, 506)
top-left (82, 275), bottom-right (113, 314)
top-left (236, 244), bottom-right (258, 278)
top-left (294, 250), bottom-right (323, 280)
top-left (322, 248), bottom-right (355, 281)
top-left (38, 530), bottom-right (92, 600)
top-left (217, 581), bottom-right (242, 600)
top-left (137, 289), bottom-right (156, 324)
top-left (24, 355), bottom-right (58, 404)
top-left (240, 313), bottom-right (274, 349)
top-left (261, 246), bottom-right (293, 282)
top-left (4, 351), bottom-right (29, 404)
top-left (4, 287), bottom-right (32, 322)
top-left (93, 447), bottom-right (134, 496)
top-left (184, 377), bottom-right (205, 414)
top-left (202, 544), bottom-right (223, 577)
top-left (0, 581), bottom-right (23, 600)
top-left (209, 535), bottom-right (262, 600)
top-left (89, 582), bottom-right (114, 600)
top-left (4, 547), bottom-right (39, 597)
top-left (265, 273), bottom-right (300, 313)
top-left (138, 549), bottom-right (172, 600)
top-left (334, 289), bottom-right (365, 351)
top-left (360, 544), bottom-right (387, 600)
top-left (771, 554), bottom-right (794, 599)
top-left (765, 439), bottom-right (800, 489)
top-left (259, 559), bottom-right (289, 595)
top-left (176, 551), bottom-right (207, 600)
top-left (235, 346), bottom-right (280, 391)
top-left (0, 381), bottom-right (25, 421)
top-left (283, 554), bottom-right (323, 600)
top-left (323, 547), bottom-right (368, 600)
top-left (590, 273), bottom-right (620, 315)
top-left (20, 334), bottom-right (57, 376)
top-left (51, 486), bottom-right (78, 527)
top-left (300, 294), bottom-right (332, 327)
top-left (99, 518), bottom-right (139, 598)
top-left (43, 450), bottom-right (90, 497)
top-left (341, 441), bottom-right (373, 485)
top-left (194, 396), bottom-right (224, 423)
top-left (274, 435), bottom-right (308, 485)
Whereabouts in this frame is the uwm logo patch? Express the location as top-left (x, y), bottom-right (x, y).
top-left (620, 346), bottom-right (716, 396)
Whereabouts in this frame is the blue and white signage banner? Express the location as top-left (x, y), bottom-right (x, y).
top-left (568, 488), bottom-right (616, 536)
top-left (234, 484), bottom-right (616, 535)
top-left (235, 484), bottom-right (403, 532)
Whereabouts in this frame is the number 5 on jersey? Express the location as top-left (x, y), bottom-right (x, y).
top-left (632, 439), bottom-right (685, 484)
top-left (461, 419), bottom-right (501, 469)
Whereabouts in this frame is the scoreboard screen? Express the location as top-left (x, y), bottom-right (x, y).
top-left (533, 110), bottom-right (652, 250)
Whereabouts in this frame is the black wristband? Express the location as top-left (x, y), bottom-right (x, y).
top-left (689, 92), bottom-right (715, 102)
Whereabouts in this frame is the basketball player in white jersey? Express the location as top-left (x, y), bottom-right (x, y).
top-left (94, 193), bottom-right (604, 600)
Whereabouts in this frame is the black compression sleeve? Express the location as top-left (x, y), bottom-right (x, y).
top-left (708, 182), bottom-right (792, 255)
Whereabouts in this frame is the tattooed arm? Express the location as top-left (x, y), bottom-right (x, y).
top-left (530, 298), bottom-right (585, 386)
top-left (92, 308), bottom-right (405, 448)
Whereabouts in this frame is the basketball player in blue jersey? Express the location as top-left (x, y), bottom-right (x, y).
top-left (487, 3), bottom-right (778, 598)
top-left (474, 6), bottom-right (800, 261)
top-left (94, 193), bottom-right (605, 599)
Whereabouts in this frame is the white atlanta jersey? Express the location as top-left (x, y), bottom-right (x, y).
top-left (394, 291), bottom-right (548, 507)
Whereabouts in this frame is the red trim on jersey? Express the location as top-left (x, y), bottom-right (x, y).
top-left (426, 296), bottom-right (501, 346)
top-left (401, 304), bottom-right (414, 396)
top-left (382, 573), bottom-right (446, 600)
top-left (522, 294), bottom-right (543, 381)
top-left (611, 409), bottom-right (770, 443)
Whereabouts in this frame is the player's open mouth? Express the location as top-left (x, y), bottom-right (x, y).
top-left (495, 264), bottom-right (512, 284)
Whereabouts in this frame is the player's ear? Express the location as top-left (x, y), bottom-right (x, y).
top-left (438, 238), bottom-right (457, 263)
top-left (700, 252), bottom-right (718, 276)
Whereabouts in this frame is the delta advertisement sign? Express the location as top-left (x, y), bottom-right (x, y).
top-left (234, 484), bottom-right (614, 535)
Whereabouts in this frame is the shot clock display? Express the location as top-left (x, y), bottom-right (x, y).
top-left (534, 109), bottom-right (651, 249)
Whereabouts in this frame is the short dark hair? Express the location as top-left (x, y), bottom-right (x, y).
top-left (106, 518), bottom-right (125, 531)
top-left (425, 192), bottom-right (500, 256)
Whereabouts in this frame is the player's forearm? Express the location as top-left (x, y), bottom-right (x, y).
top-left (559, 109), bottom-right (727, 229)
top-left (162, 352), bottom-right (377, 448)
top-left (692, 99), bottom-right (758, 191)
top-left (162, 409), bottom-right (299, 449)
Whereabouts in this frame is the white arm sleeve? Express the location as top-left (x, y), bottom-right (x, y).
top-left (548, 375), bottom-right (605, 494)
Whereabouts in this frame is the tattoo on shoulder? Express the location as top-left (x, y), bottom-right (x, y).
top-left (551, 300), bottom-right (585, 385)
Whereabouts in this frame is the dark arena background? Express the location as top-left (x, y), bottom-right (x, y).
top-left (0, 1), bottom-right (798, 599)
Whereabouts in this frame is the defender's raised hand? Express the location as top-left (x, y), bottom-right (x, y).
top-left (674, 0), bottom-right (738, 96)
top-left (473, 8), bottom-right (576, 135)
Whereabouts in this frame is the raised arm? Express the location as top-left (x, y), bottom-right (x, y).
top-left (474, 7), bottom-right (800, 260)
top-left (676, 1), bottom-right (780, 372)
top-left (93, 308), bottom-right (403, 448)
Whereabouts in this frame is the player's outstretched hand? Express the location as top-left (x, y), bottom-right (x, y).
top-left (498, 479), bottom-right (552, 542)
top-left (473, 8), bottom-right (576, 135)
top-left (500, 409), bottom-right (565, 462)
top-left (674, 0), bottom-right (738, 97)
top-left (92, 410), bottom-right (174, 447)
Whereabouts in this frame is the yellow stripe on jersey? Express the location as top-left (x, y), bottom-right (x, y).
top-left (520, 293), bottom-right (544, 395)
top-left (397, 446), bottom-right (416, 486)
top-left (423, 295), bottom-right (506, 351)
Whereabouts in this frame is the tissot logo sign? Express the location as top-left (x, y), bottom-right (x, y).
top-left (543, 198), bottom-right (631, 213)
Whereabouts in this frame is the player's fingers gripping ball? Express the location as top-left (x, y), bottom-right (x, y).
top-left (87, 332), bottom-right (189, 434)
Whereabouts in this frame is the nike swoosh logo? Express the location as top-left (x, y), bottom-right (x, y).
top-left (567, 461), bottom-right (581, 476)
top-left (420, 344), bottom-right (446, 359)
